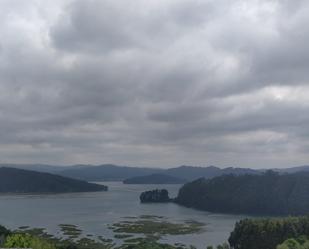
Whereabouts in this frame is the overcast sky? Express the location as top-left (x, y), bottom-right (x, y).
top-left (0, 0), bottom-right (308, 168)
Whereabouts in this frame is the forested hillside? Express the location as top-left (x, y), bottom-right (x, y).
top-left (175, 171), bottom-right (309, 215)
top-left (0, 167), bottom-right (107, 193)
top-left (229, 216), bottom-right (309, 249)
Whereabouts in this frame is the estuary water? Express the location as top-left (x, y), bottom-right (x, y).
top-left (0, 182), bottom-right (246, 248)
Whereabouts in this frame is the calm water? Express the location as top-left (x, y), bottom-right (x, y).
top-left (0, 182), bottom-right (246, 248)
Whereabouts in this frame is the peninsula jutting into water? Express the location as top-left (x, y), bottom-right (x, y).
top-left (0, 167), bottom-right (107, 193)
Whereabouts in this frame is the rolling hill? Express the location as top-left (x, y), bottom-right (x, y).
top-left (2, 163), bottom-right (309, 183)
top-left (175, 171), bottom-right (309, 215)
top-left (0, 167), bottom-right (107, 193)
top-left (58, 164), bottom-right (163, 181)
top-left (164, 165), bottom-right (258, 181)
top-left (57, 164), bottom-right (259, 181)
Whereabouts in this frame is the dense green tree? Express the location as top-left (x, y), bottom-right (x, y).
top-left (277, 237), bottom-right (309, 249)
top-left (0, 225), bottom-right (10, 246)
top-left (229, 217), bottom-right (309, 249)
top-left (140, 189), bottom-right (171, 203)
top-left (4, 233), bottom-right (56, 249)
top-left (0, 225), bottom-right (10, 237)
top-left (216, 243), bottom-right (230, 249)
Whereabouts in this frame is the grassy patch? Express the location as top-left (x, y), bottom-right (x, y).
top-left (139, 215), bottom-right (164, 219)
top-left (75, 237), bottom-right (115, 249)
top-left (13, 226), bottom-right (115, 249)
top-left (13, 227), bottom-right (55, 240)
top-left (124, 237), bottom-right (148, 243)
top-left (11, 224), bottom-right (194, 249)
top-left (59, 224), bottom-right (82, 239)
top-left (109, 216), bottom-right (205, 238)
top-left (98, 236), bottom-right (113, 243)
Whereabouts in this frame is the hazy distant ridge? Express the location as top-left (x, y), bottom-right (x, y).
top-left (0, 163), bottom-right (259, 182)
top-left (123, 173), bottom-right (187, 184)
top-left (1, 163), bottom-right (308, 182)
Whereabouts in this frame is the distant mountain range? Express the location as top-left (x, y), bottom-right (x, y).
top-left (273, 165), bottom-right (309, 174)
top-left (0, 163), bottom-right (67, 174)
top-left (164, 165), bottom-right (258, 181)
top-left (0, 167), bottom-right (107, 193)
top-left (0, 163), bottom-right (308, 183)
top-left (123, 173), bottom-right (187, 184)
top-left (0, 163), bottom-right (258, 182)
top-left (58, 164), bottom-right (162, 181)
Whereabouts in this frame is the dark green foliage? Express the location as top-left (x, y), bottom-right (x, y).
top-left (4, 233), bottom-right (56, 249)
top-left (277, 237), bottom-right (309, 249)
top-left (0, 224), bottom-right (193, 249)
top-left (0, 225), bottom-right (10, 236)
top-left (140, 189), bottom-right (170, 203)
top-left (0, 167), bottom-right (107, 193)
top-left (175, 171), bottom-right (309, 215)
top-left (216, 243), bottom-right (230, 249)
top-left (0, 225), bottom-right (10, 246)
top-left (228, 217), bottom-right (309, 249)
top-left (205, 243), bottom-right (230, 249)
top-left (165, 166), bottom-right (258, 182)
top-left (277, 239), bottom-right (301, 249)
top-left (123, 174), bottom-right (186, 184)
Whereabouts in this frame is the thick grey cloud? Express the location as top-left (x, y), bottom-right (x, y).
top-left (0, 0), bottom-right (308, 168)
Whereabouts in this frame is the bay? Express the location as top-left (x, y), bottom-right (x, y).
top-left (0, 182), bottom-right (246, 248)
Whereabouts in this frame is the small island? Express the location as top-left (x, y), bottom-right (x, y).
top-left (0, 167), bottom-right (108, 193)
top-left (140, 189), bottom-right (171, 203)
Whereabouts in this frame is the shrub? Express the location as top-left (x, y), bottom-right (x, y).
top-left (4, 233), bottom-right (56, 249)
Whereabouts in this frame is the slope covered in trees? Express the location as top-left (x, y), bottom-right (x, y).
top-left (229, 217), bottom-right (309, 249)
top-left (165, 165), bottom-right (258, 181)
top-left (175, 171), bottom-right (309, 215)
top-left (0, 167), bottom-right (107, 193)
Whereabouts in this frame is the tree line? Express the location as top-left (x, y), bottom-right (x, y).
top-left (175, 171), bottom-right (309, 215)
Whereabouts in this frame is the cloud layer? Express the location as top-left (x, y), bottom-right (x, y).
top-left (0, 0), bottom-right (308, 168)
